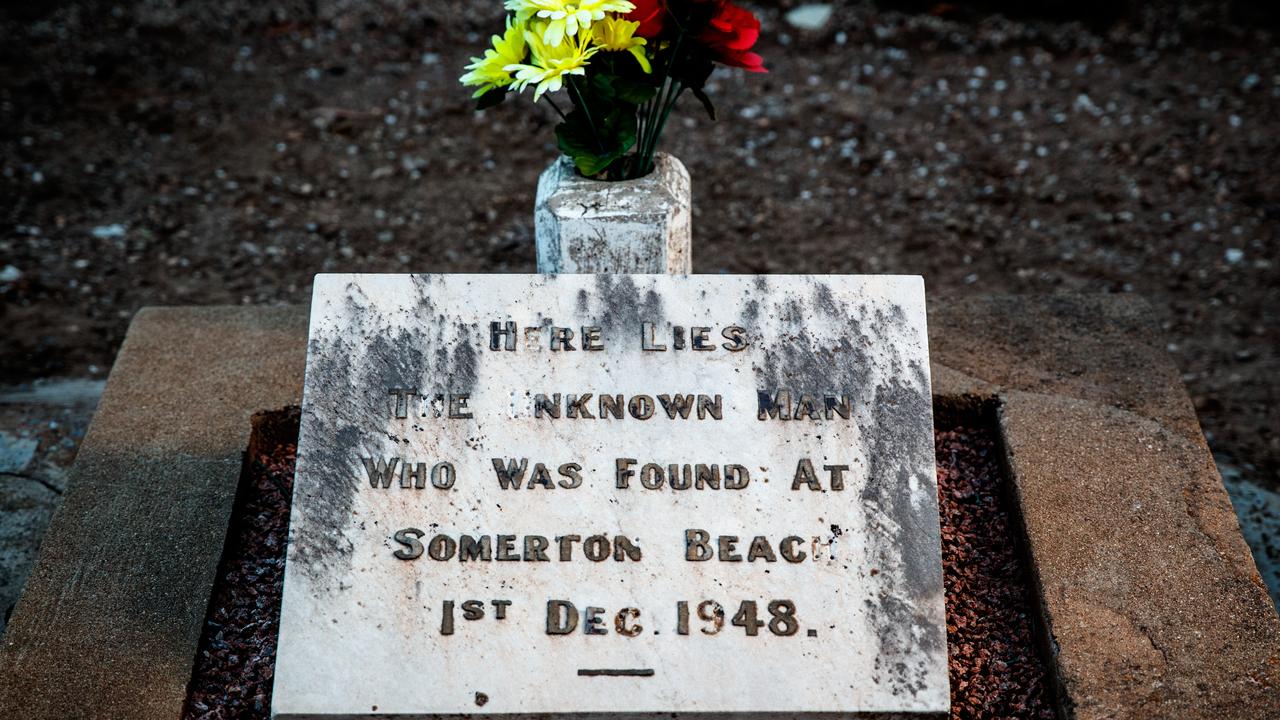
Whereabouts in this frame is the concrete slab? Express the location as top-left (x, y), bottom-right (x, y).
top-left (928, 295), bottom-right (1280, 720)
top-left (0, 307), bottom-right (307, 719)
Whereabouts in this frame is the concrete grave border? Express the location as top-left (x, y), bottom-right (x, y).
top-left (0, 295), bottom-right (1276, 719)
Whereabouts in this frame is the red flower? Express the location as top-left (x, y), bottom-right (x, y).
top-left (627, 0), bottom-right (666, 38)
top-left (698, 0), bottom-right (766, 73)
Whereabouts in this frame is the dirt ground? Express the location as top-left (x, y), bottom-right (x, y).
top-left (0, 0), bottom-right (1276, 491)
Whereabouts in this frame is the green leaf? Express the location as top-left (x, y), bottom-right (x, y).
top-left (691, 87), bottom-right (717, 121)
top-left (555, 108), bottom-right (638, 177)
top-left (610, 76), bottom-right (657, 105)
top-left (674, 54), bottom-right (714, 92)
top-left (587, 74), bottom-right (616, 102)
top-left (474, 87), bottom-right (507, 111)
top-left (588, 74), bottom-right (655, 106)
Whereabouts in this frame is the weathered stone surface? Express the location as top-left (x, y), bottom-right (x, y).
top-left (535, 153), bottom-right (692, 274)
top-left (272, 273), bottom-right (947, 718)
top-left (0, 432), bottom-right (37, 474)
top-left (928, 295), bottom-right (1199, 440)
top-left (929, 295), bottom-right (1280, 720)
top-left (0, 306), bottom-right (308, 720)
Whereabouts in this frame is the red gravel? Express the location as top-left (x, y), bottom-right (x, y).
top-left (938, 425), bottom-right (1057, 720)
top-left (182, 436), bottom-right (295, 720)
top-left (183, 417), bottom-right (1056, 719)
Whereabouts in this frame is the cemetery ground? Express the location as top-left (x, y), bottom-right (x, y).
top-left (1, 0), bottom-right (1278, 633)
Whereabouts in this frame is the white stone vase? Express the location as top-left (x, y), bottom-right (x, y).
top-left (534, 152), bottom-right (692, 274)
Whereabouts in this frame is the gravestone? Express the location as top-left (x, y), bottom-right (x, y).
top-left (272, 273), bottom-right (948, 718)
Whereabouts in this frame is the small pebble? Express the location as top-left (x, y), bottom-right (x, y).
top-left (784, 4), bottom-right (833, 32)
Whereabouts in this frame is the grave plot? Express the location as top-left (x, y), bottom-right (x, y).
top-left (2, 295), bottom-right (1275, 720)
top-left (181, 408), bottom-right (1058, 720)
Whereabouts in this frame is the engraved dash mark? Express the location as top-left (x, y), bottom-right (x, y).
top-left (577, 668), bottom-right (655, 677)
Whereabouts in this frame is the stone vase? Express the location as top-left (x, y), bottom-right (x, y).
top-left (534, 152), bottom-right (692, 274)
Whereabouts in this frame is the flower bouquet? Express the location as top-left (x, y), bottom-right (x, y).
top-left (461, 1), bottom-right (766, 180)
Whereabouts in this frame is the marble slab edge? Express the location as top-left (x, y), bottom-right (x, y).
top-left (0, 294), bottom-right (1275, 720)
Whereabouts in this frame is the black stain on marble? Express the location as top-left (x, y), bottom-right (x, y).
top-left (862, 360), bottom-right (938, 600)
top-left (291, 278), bottom-right (484, 588)
top-left (446, 322), bottom-right (479, 395)
top-left (365, 328), bottom-right (427, 396)
top-left (291, 331), bottom-right (363, 586)
top-left (749, 279), bottom-right (943, 698)
top-left (813, 282), bottom-right (841, 318)
top-left (593, 274), bottom-right (665, 342)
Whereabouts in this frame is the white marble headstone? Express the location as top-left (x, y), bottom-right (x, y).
top-left (273, 274), bottom-right (948, 718)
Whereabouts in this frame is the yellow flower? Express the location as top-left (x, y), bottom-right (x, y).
top-left (591, 15), bottom-right (650, 73)
top-left (506, 22), bottom-right (602, 101)
top-left (504, 0), bottom-right (636, 47)
top-left (459, 18), bottom-right (528, 98)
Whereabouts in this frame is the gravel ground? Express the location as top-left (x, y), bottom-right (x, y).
top-left (184, 413), bottom-right (296, 720)
top-left (0, 379), bottom-right (99, 634)
top-left (0, 1), bottom-right (1277, 594)
top-left (183, 413), bottom-right (1055, 719)
top-left (938, 424), bottom-right (1056, 719)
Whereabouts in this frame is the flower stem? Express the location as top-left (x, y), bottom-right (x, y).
top-left (633, 97), bottom-right (650, 177)
top-left (650, 80), bottom-right (684, 170)
top-left (568, 76), bottom-right (604, 153)
top-left (635, 28), bottom-right (686, 177)
top-left (546, 95), bottom-right (569, 122)
top-left (643, 78), bottom-right (672, 172)
top-left (638, 80), bottom-right (665, 172)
